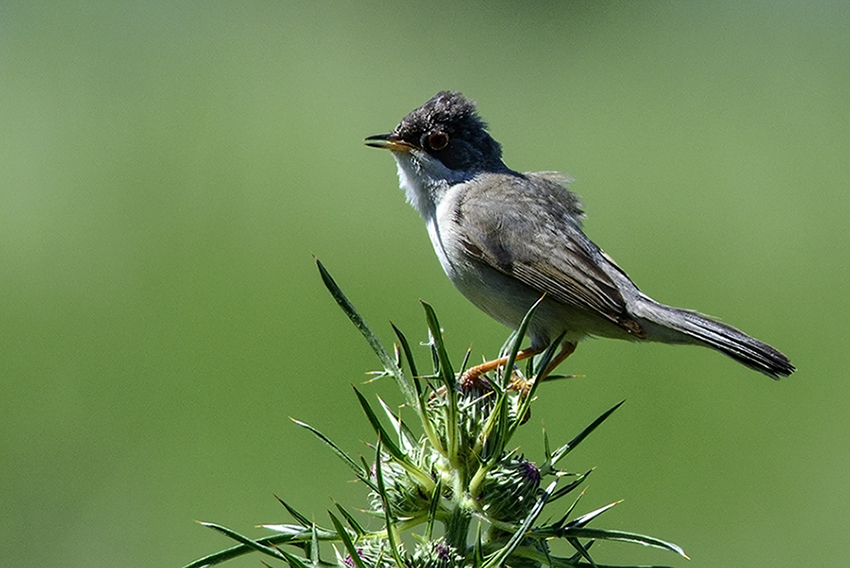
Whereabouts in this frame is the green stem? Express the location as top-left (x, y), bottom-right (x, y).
top-left (443, 501), bottom-right (472, 553)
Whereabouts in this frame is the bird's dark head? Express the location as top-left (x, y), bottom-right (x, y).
top-left (365, 91), bottom-right (506, 173)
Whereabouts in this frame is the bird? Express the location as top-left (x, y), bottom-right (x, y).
top-left (365, 91), bottom-right (794, 379)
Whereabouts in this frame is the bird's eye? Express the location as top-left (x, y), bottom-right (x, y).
top-left (427, 131), bottom-right (449, 151)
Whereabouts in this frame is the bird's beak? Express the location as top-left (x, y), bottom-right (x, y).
top-left (364, 133), bottom-right (415, 153)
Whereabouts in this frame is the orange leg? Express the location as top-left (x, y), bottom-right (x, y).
top-left (461, 347), bottom-right (541, 383)
top-left (460, 341), bottom-right (578, 385)
top-left (540, 341), bottom-right (577, 378)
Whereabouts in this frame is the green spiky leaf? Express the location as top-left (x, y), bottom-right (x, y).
top-left (199, 522), bottom-right (294, 564)
top-left (557, 527), bottom-right (688, 559)
top-left (353, 387), bottom-right (418, 474)
top-left (292, 418), bottom-right (376, 491)
top-left (373, 438), bottom-right (406, 568)
top-left (328, 511), bottom-right (366, 568)
top-left (333, 502), bottom-right (367, 537)
top-left (316, 259), bottom-right (418, 409)
top-left (422, 301), bottom-right (470, 469)
top-left (542, 400), bottom-right (625, 474)
top-left (274, 495), bottom-right (312, 528)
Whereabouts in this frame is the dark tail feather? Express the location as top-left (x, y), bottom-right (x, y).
top-left (637, 301), bottom-right (795, 379)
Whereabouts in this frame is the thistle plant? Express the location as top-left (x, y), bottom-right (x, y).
top-left (183, 260), bottom-right (687, 568)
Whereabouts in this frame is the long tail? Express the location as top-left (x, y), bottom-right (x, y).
top-left (633, 299), bottom-right (794, 379)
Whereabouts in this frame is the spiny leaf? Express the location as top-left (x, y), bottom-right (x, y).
top-left (500, 296), bottom-right (543, 390)
top-left (424, 477), bottom-right (442, 541)
top-left (316, 259), bottom-right (418, 409)
top-left (328, 511), bottom-right (366, 568)
top-left (309, 522), bottom-right (320, 566)
top-left (377, 397), bottom-right (417, 453)
top-left (353, 388), bottom-right (413, 469)
top-left (553, 487), bottom-right (588, 529)
top-left (556, 527), bottom-right (688, 559)
top-left (507, 330), bottom-right (566, 445)
top-left (354, 387), bottom-right (435, 492)
top-left (373, 438), bottom-right (406, 568)
top-left (278, 548), bottom-right (314, 568)
top-left (291, 418), bottom-right (377, 492)
top-left (565, 538), bottom-right (594, 564)
top-left (471, 386), bottom-right (510, 465)
top-left (421, 302), bottom-right (457, 393)
top-left (390, 322), bottom-right (420, 389)
top-left (181, 530), bottom-right (297, 568)
top-left (480, 298), bottom-right (545, 463)
top-left (274, 495), bottom-right (311, 528)
top-left (549, 469), bottom-right (593, 502)
top-left (259, 523), bottom-right (337, 542)
top-left (333, 502), bottom-right (367, 537)
top-left (567, 501), bottom-right (621, 528)
top-left (532, 330), bottom-right (568, 382)
top-left (534, 497), bottom-right (618, 537)
top-left (421, 301), bottom-right (460, 461)
top-left (544, 400), bottom-right (625, 472)
top-left (458, 346), bottom-right (472, 379)
top-left (198, 522), bottom-right (293, 564)
top-left (566, 536), bottom-right (597, 568)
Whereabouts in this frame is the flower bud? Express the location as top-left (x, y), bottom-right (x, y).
top-left (406, 540), bottom-right (463, 568)
top-left (476, 455), bottom-right (541, 522)
top-left (370, 455), bottom-right (433, 520)
top-left (344, 539), bottom-right (397, 568)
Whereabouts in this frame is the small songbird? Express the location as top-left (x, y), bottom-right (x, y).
top-left (365, 91), bottom-right (793, 379)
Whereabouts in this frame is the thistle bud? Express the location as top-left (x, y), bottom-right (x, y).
top-left (343, 539), bottom-right (397, 568)
top-left (370, 455), bottom-right (434, 520)
top-left (406, 540), bottom-right (463, 568)
top-left (476, 455), bottom-right (541, 522)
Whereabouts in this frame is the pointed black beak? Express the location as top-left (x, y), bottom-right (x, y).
top-left (365, 133), bottom-right (414, 152)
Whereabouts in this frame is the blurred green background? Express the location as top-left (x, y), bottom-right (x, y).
top-left (2, 1), bottom-right (848, 566)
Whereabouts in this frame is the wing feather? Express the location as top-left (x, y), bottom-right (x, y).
top-left (456, 172), bottom-right (645, 338)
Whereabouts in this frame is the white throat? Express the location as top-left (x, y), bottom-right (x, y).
top-left (391, 150), bottom-right (470, 278)
top-left (392, 151), bottom-right (467, 222)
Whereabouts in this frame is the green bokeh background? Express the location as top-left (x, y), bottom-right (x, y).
top-left (2, 2), bottom-right (848, 567)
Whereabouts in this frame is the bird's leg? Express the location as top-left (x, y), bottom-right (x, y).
top-left (539, 341), bottom-right (577, 380)
top-left (460, 347), bottom-right (541, 385)
top-left (460, 341), bottom-right (578, 390)
top-left (507, 341), bottom-right (578, 400)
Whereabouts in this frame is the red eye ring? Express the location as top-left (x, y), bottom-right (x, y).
top-left (427, 131), bottom-right (449, 151)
